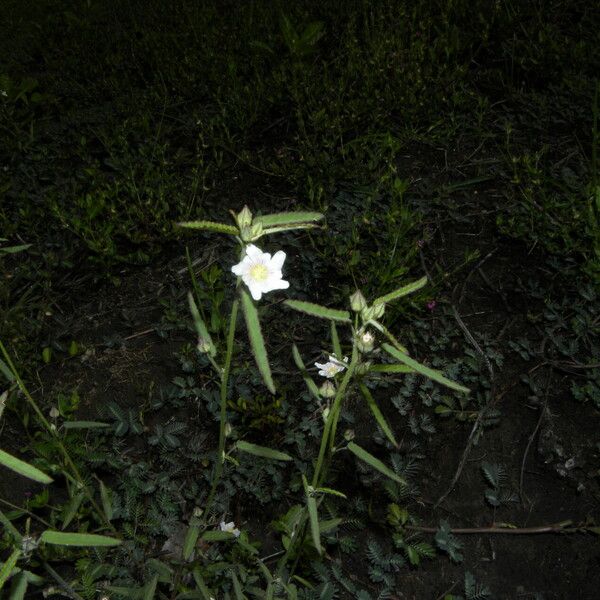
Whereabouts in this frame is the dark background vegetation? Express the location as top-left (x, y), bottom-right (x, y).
top-left (0, 0), bottom-right (599, 598)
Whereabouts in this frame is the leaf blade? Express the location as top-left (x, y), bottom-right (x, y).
top-left (0, 449), bottom-right (53, 484)
top-left (382, 343), bottom-right (469, 394)
top-left (240, 288), bottom-right (275, 393)
top-left (284, 300), bottom-right (351, 323)
top-left (347, 442), bottom-right (405, 485)
top-left (359, 383), bottom-right (398, 447)
top-left (39, 531), bottom-right (121, 547)
top-left (177, 220), bottom-right (238, 235)
top-left (373, 276), bottom-right (428, 305)
top-left (253, 212), bottom-right (324, 227)
top-left (236, 440), bottom-right (292, 462)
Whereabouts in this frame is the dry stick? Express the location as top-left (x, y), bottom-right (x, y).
top-left (519, 376), bottom-right (551, 506)
top-left (406, 521), bottom-right (574, 535)
top-left (434, 306), bottom-right (495, 509)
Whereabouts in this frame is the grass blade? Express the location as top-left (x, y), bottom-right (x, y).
top-left (61, 491), bottom-right (85, 529)
top-left (359, 383), bottom-right (398, 447)
top-left (236, 440), bottom-right (292, 461)
top-left (382, 343), bottom-right (469, 393)
top-left (142, 575), bottom-right (158, 600)
top-left (99, 480), bottom-right (113, 522)
top-left (8, 571), bottom-right (28, 600)
top-left (0, 449), bottom-right (53, 484)
top-left (253, 212), bottom-right (324, 227)
top-left (62, 420), bottom-right (110, 429)
top-left (192, 569), bottom-right (214, 600)
top-left (284, 300), bottom-right (350, 322)
top-left (40, 531), bottom-right (121, 547)
top-left (292, 344), bottom-right (320, 400)
top-left (347, 442), bottom-right (405, 485)
top-left (177, 220), bottom-right (238, 235)
top-left (373, 276), bottom-right (428, 305)
top-left (240, 288), bottom-right (275, 393)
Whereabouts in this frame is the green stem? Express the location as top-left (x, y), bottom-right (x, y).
top-left (202, 295), bottom-right (239, 519)
top-left (311, 342), bottom-right (359, 488)
top-left (0, 341), bottom-right (115, 532)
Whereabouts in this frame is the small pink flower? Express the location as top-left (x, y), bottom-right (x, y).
top-left (426, 300), bottom-right (436, 311)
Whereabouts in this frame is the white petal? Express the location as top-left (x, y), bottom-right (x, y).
top-left (248, 283), bottom-right (263, 301)
top-left (265, 278), bottom-right (289, 292)
top-left (245, 244), bottom-right (263, 260)
top-left (231, 262), bottom-right (244, 275)
top-left (270, 250), bottom-right (286, 271)
top-left (315, 362), bottom-right (326, 370)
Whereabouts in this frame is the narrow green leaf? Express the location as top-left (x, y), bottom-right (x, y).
top-left (188, 292), bottom-right (216, 357)
top-left (62, 420), bottom-right (111, 429)
top-left (240, 289), bottom-right (275, 394)
top-left (253, 212), bottom-right (324, 227)
top-left (0, 449), bottom-right (53, 484)
top-left (177, 220), bottom-right (238, 235)
top-left (0, 548), bottom-right (20, 590)
top-left (382, 343), bottom-right (469, 393)
top-left (192, 569), bottom-right (213, 600)
top-left (373, 276), bottom-right (428, 305)
top-left (314, 487), bottom-right (347, 499)
top-left (359, 383), bottom-right (398, 447)
top-left (236, 440), bottom-right (292, 461)
top-left (330, 322), bottom-right (342, 360)
top-left (284, 300), bottom-right (350, 323)
top-left (8, 571), bottom-right (28, 600)
top-left (40, 531), bottom-right (121, 547)
top-left (292, 344), bottom-right (320, 400)
top-left (318, 518), bottom-right (343, 533)
top-left (230, 571), bottom-right (245, 600)
top-left (262, 223), bottom-right (321, 236)
top-left (201, 531), bottom-right (235, 542)
top-left (0, 507), bottom-right (22, 543)
top-left (0, 357), bottom-right (14, 382)
top-left (183, 518), bottom-right (201, 560)
top-left (99, 480), bottom-right (113, 522)
top-left (61, 491), bottom-right (85, 530)
top-left (302, 475), bottom-right (321, 555)
top-left (368, 364), bottom-right (414, 374)
top-left (143, 575), bottom-right (159, 600)
top-left (347, 442), bottom-right (405, 485)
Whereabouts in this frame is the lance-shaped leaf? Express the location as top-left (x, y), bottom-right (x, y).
top-left (302, 475), bottom-right (322, 555)
top-left (292, 345), bottom-right (320, 400)
top-left (39, 531), bottom-right (121, 547)
top-left (369, 363), bottom-right (414, 374)
top-left (0, 548), bottom-right (20, 590)
top-left (359, 383), bottom-right (398, 447)
top-left (284, 300), bottom-right (351, 323)
top-left (236, 440), bottom-right (292, 461)
top-left (178, 220), bottom-right (239, 235)
top-left (240, 288), bottom-right (275, 394)
top-left (373, 276), bottom-right (428, 305)
top-left (0, 449), bottom-right (53, 484)
top-left (62, 420), bottom-right (111, 430)
top-left (262, 223), bottom-right (321, 236)
top-left (347, 442), bottom-right (405, 485)
top-left (201, 531), bottom-right (236, 542)
top-left (183, 517), bottom-right (201, 560)
top-left (253, 211), bottom-right (324, 228)
top-left (188, 292), bottom-right (216, 357)
top-left (382, 343), bottom-right (469, 393)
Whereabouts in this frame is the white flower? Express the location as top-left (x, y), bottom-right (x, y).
top-left (219, 520), bottom-right (241, 537)
top-left (315, 355), bottom-right (348, 378)
top-left (231, 244), bottom-right (289, 301)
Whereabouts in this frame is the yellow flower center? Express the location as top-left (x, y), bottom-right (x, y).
top-left (249, 263), bottom-right (269, 282)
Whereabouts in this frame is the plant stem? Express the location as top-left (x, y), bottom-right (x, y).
top-left (202, 295), bottom-right (239, 519)
top-left (405, 520), bottom-right (576, 535)
top-left (0, 341), bottom-right (115, 532)
top-left (311, 342), bottom-right (358, 488)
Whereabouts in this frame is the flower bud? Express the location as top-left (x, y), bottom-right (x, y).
top-left (49, 405), bottom-right (60, 419)
top-left (371, 303), bottom-right (385, 319)
top-left (236, 205), bottom-right (253, 228)
top-left (350, 289), bottom-right (367, 312)
top-left (197, 336), bottom-right (212, 354)
top-left (224, 422), bottom-right (232, 437)
top-left (193, 506), bottom-right (203, 518)
top-left (250, 222), bottom-right (264, 240)
top-left (343, 429), bottom-right (355, 441)
top-left (319, 380), bottom-right (336, 398)
top-left (239, 224), bottom-right (253, 242)
top-left (322, 406), bottom-right (330, 422)
top-left (357, 329), bottom-right (375, 353)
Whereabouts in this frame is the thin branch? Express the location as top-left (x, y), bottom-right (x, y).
top-left (406, 520), bottom-right (575, 535)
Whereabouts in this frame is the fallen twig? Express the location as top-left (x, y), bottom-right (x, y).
top-left (406, 520), bottom-right (576, 535)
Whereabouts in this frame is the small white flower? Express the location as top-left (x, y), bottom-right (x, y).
top-left (315, 355), bottom-right (348, 378)
top-left (219, 520), bottom-right (241, 537)
top-left (231, 244), bottom-right (289, 301)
